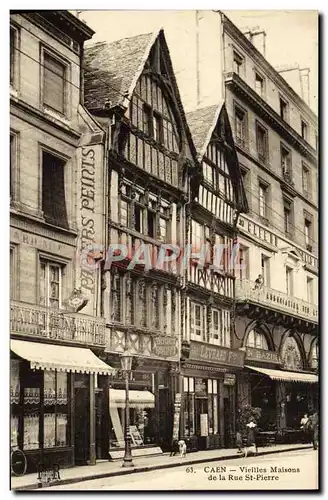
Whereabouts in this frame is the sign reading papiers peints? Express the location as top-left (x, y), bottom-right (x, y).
top-left (76, 135), bottom-right (104, 316)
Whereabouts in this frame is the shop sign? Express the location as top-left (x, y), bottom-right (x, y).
top-left (172, 393), bottom-right (181, 441)
top-left (153, 336), bottom-right (178, 358)
top-left (246, 347), bottom-right (281, 364)
top-left (108, 370), bottom-right (152, 386)
top-left (223, 373), bottom-right (236, 386)
top-left (189, 341), bottom-right (245, 368)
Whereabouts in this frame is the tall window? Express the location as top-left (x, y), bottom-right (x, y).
top-left (207, 379), bottom-right (219, 435)
top-left (190, 301), bottom-right (205, 341)
top-left (279, 97), bottom-right (288, 121)
top-left (259, 182), bottom-right (268, 218)
top-left (42, 151), bottom-right (68, 229)
top-left (247, 330), bottom-right (269, 350)
top-left (40, 261), bottom-right (63, 308)
top-left (153, 112), bottom-right (163, 143)
top-left (255, 73), bottom-right (264, 97)
top-left (306, 276), bottom-right (314, 303)
top-left (237, 246), bottom-right (249, 281)
top-left (191, 220), bottom-right (204, 252)
top-left (285, 266), bottom-right (293, 296)
top-left (304, 217), bottom-right (312, 249)
top-left (233, 51), bottom-right (244, 75)
top-left (234, 105), bottom-right (247, 147)
top-left (283, 198), bottom-right (292, 237)
top-left (301, 119), bottom-right (308, 141)
top-left (261, 254), bottom-right (270, 287)
top-left (10, 26), bottom-right (17, 87)
top-left (43, 52), bottom-right (66, 115)
top-left (281, 144), bottom-right (292, 176)
top-left (10, 133), bottom-right (17, 200)
top-left (183, 377), bottom-right (195, 437)
top-left (43, 371), bottom-right (68, 448)
top-left (256, 122), bottom-right (268, 164)
top-left (302, 164), bottom-right (310, 194)
top-left (111, 273), bottom-right (122, 322)
top-left (211, 309), bottom-right (221, 345)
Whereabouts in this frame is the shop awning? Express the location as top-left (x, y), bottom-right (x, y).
top-left (109, 389), bottom-right (155, 409)
top-left (245, 365), bottom-right (318, 384)
top-left (11, 339), bottom-right (114, 375)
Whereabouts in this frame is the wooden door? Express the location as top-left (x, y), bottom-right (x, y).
top-left (74, 387), bottom-right (90, 464)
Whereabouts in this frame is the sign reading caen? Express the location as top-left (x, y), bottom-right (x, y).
top-left (189, 341), bottom-right (245, 368)
top-left (153, 336), bottom-right (178, 358)
top-left (245, 347), bottom-right (281, 364)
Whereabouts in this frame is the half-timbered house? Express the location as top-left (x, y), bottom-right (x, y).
top-left (84, 30), bottom-right (201, 454)
top-left (181, 103), bottom-right (248, 450)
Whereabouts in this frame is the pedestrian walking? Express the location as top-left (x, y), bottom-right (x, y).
top-left (244, 420), bottom-right (258, 457)
top-left (236, 430), bottom-right (243, 454)
top-left (308, 411), bottom-right (319, 450)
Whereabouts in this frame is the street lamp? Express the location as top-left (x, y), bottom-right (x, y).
top-left (120, 350), bottom-right (134, 468)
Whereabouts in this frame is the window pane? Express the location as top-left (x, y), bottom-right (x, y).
top-left (57, 372), bottom-right (68, 405)
top-left (189, 377), bottom-right (194, 393)
top-left (213, 396), bottom-right (218, 434)
top-left (24, 413), bottom-right (40, 450)
top-left (56, 413), bottom-right (68, 447)
top-left (43, 54), bottom-right (65, 114)
top-left (44, 413), bottom-right (56, 448)
top-left (44, 371), bottom-right (56, 406)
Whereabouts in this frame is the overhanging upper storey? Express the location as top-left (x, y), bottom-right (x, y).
top-left (84, 29), bottom-right (201, 197)
top-left (186, 102), bottom-right (249, 221)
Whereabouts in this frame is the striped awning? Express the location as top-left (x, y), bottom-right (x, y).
top-left (245, 365), bottom-right (318, 384)
top-left (11, 339), bottom-right (114, 375)
top-left (109, 389), bottom-right (155, 409)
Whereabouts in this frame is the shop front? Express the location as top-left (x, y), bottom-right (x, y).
top-left (243, 335), bottom-right (318, 444)
top-left (180, 341), bottom-right (245, 451)
top-left (10, 339), bottom-right (114, 473)
top-left (96, 355), bottom-right (176, 459)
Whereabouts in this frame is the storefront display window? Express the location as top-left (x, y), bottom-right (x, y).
top-left (183, 377), bottom-right (195, 437)
top-left (207, 379), bottom-right (219, 435)
top-left (44, 371), bottom-right (68, 448)
top-left (109, 389), bottom-right (156, 448)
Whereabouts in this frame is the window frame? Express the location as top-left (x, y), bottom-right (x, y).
top-left (190, 301), bottom-right (205, 341)
top-left (258, 181), bottom-right (268, 218)
top-left (279, 95), bottom-right (289, 122)
top-left (255, 121), bottom-right (268, 164)
top-left (10, 130), bottom-right (19, 202)
top-left (280, 143), bottom-right (292, 176)
top-left (283, 197), bottom-right (293, 237)
top-left (40, 46), bottom-right (70, 118)
top-left (234, 103), bottom-right (248, 148)
top-left (285, 266), bottom-right (294, 296)
top-left (301, 118), bottom-right (308, 141)
top-left (10, 24), bottom-right (20, 90)
top-left (40, 147), bottom-right (69, 229)
top-left (302, 163), bottom-right (311, 196)
top-left (39, 258), bottom-right (65, 309)
top-left (233, 49), bottom-right (244, 76)
top-left (254, 71), bottom-right (265, 98)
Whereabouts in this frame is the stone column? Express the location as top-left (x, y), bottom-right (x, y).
top-left (276, 381), bottom-right (286, 431)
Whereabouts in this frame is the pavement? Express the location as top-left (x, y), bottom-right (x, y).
top-left (11, 443), bottom-right (313, 491)
top-left (49, 448), bottom-right (317, 491)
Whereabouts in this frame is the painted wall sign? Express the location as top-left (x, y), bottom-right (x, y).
top-left (153, 336), bottom-right (178, 358)
top-left (223, 373), bottom-right (236, 386)
top-left (245, 347), bottom-right (281, 365)
top-left (10, 228), bottom-right (67, 254)
top-left (189, 341), bottom-right (245, 368)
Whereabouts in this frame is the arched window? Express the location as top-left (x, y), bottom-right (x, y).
top-left (281, 336), bottom-right (303, 371)
top-left (246, 329), bottom-right (269, 350)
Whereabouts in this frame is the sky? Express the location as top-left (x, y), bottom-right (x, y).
top-left (78, 10), bottom-right (318, 114)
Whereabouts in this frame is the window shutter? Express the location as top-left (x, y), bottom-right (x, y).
top-left (42, 152), bottom-right (69, 229)
top-left (43, 54), bottom-right (65, 114)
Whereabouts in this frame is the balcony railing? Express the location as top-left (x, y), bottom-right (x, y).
top-left (235, 280), bottom-right (318, 323)
top-left (10, 301), bottom-right (106, 346)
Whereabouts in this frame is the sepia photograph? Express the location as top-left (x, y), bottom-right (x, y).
top-left (9, 7), bottom-right (319, 492)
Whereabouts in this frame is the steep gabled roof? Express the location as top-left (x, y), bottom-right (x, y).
top-left (186, 102), bottom-right (249, 214)
top-left (84, 31), bottom-right (156, 110)
top-left (186, 102), bottom-right (224, 160)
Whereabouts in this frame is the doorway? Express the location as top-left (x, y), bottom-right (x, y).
top-left (74, 377), bottom-right (90, 465)
top-left (195, 397), bottom-right (208, 450)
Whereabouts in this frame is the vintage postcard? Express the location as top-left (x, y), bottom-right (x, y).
top-left (10, 9), bottom-right (318, 491)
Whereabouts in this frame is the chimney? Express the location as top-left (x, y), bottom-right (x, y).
top-left (243, 26), bottom-right (266, 57)
top-left (299, 68), bottom-right (310, 106)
